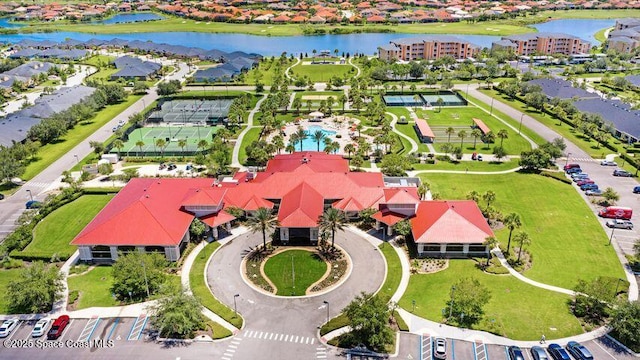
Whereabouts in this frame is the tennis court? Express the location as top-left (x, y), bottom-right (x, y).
top-left (421, 92), bottom-right (467, 106)
top-left (113, 126), bottom-right (220, 156)
top-left (147, 99), bottom-right (233, 125)
top-left (383, 95), bottom-right (424, 107)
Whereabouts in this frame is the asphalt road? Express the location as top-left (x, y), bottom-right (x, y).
top-left (0, 62), bottom-right (191, 242)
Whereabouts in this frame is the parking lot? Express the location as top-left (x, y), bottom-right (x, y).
top-left (419, 334), bottom-right (639, 360)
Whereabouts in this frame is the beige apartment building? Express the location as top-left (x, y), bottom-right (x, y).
top-left (378, 35), bottom-right (480, 61)
top-left (492, 32), bottom-right (591, 55)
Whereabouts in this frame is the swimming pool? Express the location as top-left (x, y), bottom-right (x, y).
top-left (292, 126), bottom-right (337, 152)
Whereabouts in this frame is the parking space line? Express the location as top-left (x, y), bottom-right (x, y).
top-left (6, 321), bottom-right (22, 341)
top-left (58, 319), bottom-right (74, 341)
top-left (78, 316), bottom-right (100, 342)
top-left (593, 340), bottom-right (619, 359)
top-left (421, 333), bottom-right (431, 360)
top-left (127, 314), bottom-right (147, 341)
top-left (106, 318), bottom-right (120, 340)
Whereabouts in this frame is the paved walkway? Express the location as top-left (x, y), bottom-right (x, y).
top-left (231, 93), bottom-right (268, 168)
top-left (284, 57), bottom-right (301, 80)
top-left (387, 111), bottom-right (418, 154)
top-left (348, 57), bottom-right (361, 78)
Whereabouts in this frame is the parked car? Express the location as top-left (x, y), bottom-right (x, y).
top-left (571, 173), bottom-right (589, 181)
top-left (0, 194), bottom-right (4, 200)
top-left (433, 337), bottom-right (447, 359)
top-left (531, 346), bottom-right (549, 360)
top-left (167, 163), bottom-right (177, 171)
top-left (31, 318), bottom-right (51, 337)
top-left (477, 155), bottom-right (483, 161)
top-left (566, 341), bottom-right (594, 360)
top-left (633, 186), bottom-right (640, 194)
top-left (0, 319), bottom-right (19, 338)
top-left (576, 179), bottom-right (594, 186)
top-left (25, 200), bottom-right (43, 209)
top-left (564, 163), bottom-right (580, 171)
top-left (585, 189), bottom-right (603, 196)
top-left (580, 183), bottom-right (599, 191)
top-left (600, 160), bottom-right (617, 166)
top-left (613, 169), bottom-right (633, 177)
top-left (566, 167), bottom-right (582, 174)
top-left (606, 219), bottom-right (634, 229)
top-left (508, 346), bottom-right (525, 360)
top-left (47, 315), bottom-right (70, 340)
top-left (547, 343), bottom-right (571, 360)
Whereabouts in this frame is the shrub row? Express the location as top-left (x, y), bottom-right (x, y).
top-left (540, 170), bottom-right (572, 184)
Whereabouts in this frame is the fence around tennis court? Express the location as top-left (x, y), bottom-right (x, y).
top-left (382, 91), bottom-right (467, 107)
top-left (147, 99), bottom-right (233, 125)
top-left (111, 126), bottom-right (220, 157)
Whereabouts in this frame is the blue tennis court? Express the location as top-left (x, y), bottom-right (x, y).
top-left (421, 93), bottom-right (467, 106)
top-left (383, 95), bottom-right (424, 107)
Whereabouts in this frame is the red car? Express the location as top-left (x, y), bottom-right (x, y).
top-left (47, 315), bottom-right (69, 340)
top-left (576, 179), bottom-right (594, 186)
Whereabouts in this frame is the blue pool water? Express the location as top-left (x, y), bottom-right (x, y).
top-left (293, 126), bottom-right (337, 152)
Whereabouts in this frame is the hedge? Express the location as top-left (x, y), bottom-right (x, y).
top-left (540, 170), bottom-right (572, 184)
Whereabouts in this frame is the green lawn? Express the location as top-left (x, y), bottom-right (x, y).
top-left (594, 27), bottom-right (611, 43)
top-left (414, 106), bottom-right (532, 155)
top-left (534, 9), bottom-right (640, 19)
top-left (264, 250), bottom-right (327, 296)
top-left (421, 172), bottom-right (626, 289)
top-left (243, 58), bottom-right (296, 85)
top-left (412, 160), bottom-right (519, 172)
top-left (189, 241), bottom-right (243, 329)
top-left (289, 63), bottom-right (356, 83)
top-left (0, 269), bottom-right (22, 314)
top-left (22, 95), bottom-right (142, 180)
top-left (399, 260), bottom-right (582, 340)
top-left (378, 244), bottom-right (402, 303)
top-left (239, 127), bottom-right (263, 164)
top-left (67, 266), bottom-right (119, 309)
top-left (477, 89), bottom-right (620, 158)
top-left (28, 16), bottom-right (534, 36)
top-left (23, 195), bottom-right (113, 260)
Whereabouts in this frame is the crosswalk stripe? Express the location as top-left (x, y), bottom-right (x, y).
top-left (311, 338), bottom-right (315, 344)
top-left (269, 333), bottom-right (274, 340)
top-left (258, 332), bottom-right (264, 339)
top-left (279, 334), bottom-right (284, 341)
top-left (284, 335), bottom-right (289, 341)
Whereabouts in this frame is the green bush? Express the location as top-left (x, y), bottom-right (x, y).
top-left (540, 170), bottom-right (572, 184)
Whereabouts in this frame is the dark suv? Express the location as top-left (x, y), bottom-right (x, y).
top-left (613, 169), bottom-right (632, 177)
top-left (508, 346), bottom-right (525, 360)
top-left (566, 341), bottom-right (593, 360)
top-left (547, 344), bottom-right (571, 360)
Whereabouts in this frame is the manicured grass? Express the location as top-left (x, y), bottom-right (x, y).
top-left (264, 249), bottom-right (327, 296)
top-left (207, 319), bottom-right (233, 339)
top-left (22, 95), bottom-right (142, 180)
top-left (0, 269), bottom-right (22, 314)
top-left (239, 127), bottom-right (263, 164)
top-left (534, 9), bottom-right (640, 19)
top-left (399, 260), bottom-right (583, 340)
top-left (378, 243), bottom-right (402, 303)
top-left (477, 89), bottom-right (620, 158)
top-left (244, 58), bottom-right (296, 85)
top-left (421, 172), bottom-right (626, 289)
top-left (289, 63), bottom-right (356, 83)
top-left (412, 160), bottom-right (519, 172)
top-left (415, 106), bottom-right (533, 155)
top-left (189, 242), bottom-right (243, 329)
top-left (29, 16), bottom-right (534, 36)
top-left (67, 266), bottom-right (119, 309)
top-left (23, 195), bottom-right (113, 260)
top-left (594, 27), bottom-right (611, 43)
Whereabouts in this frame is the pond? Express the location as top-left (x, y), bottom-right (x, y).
top-left (530, 18), bottom-right (615, 44)
top-left (94, 13), bottom-right (164, 25)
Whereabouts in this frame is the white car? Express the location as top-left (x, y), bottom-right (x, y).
top-left (0, 319), bottom-right (19, 338)
top-left (600, 160), bottom-right (617, 166)
top-left (606, 219), bottom-right (634, 229)
top-left (31, 318), bottom-right (51, 337)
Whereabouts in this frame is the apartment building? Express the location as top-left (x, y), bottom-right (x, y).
top-left (492, 32), bottom-right (591, 55)
top-left (378, 35), bottom-right (480, 61)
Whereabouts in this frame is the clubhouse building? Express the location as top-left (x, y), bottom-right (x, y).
top-left (72, 152), bottom-right (493, 262)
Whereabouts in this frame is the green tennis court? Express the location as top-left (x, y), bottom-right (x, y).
top-left (113, 126), bottom-right (220, 156)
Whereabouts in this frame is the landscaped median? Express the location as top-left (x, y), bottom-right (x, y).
top-left (189, 241), bottom-right (243, 330)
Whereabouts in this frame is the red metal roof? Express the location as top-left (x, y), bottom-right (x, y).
top-left (333, 196), bottom-right (363, 212)
top-left (473, 118), bottom-right (491, 135)
top-left (372, 210), bottom-right (406, 226)
top-left (201, 210), bottom-right (236, 228)
top-left (278, 182), bottom-right (324, 228)
top-left (415, 119), bottom-right (435, 138)
top-left (410, 201), bottom-right (494, 244)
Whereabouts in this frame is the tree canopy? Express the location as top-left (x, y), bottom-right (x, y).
top-left (341, 292), bottom-right (394, 352)
top-left (444, 277), bottom-right (492, 328)
top-left (111, 252), bottom-right (168, 301)
top-left (7, 262), bottom-right (63, 314)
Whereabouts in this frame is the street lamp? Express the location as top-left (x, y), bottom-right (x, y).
top-left (448, 285), bottom-right (456, 319)
top-left (564, 153), bottom-right (572, 168)
top-left (26, 189), bottom-right (33, 201)
top-left (142, 261), bottom-right (150, 298)
top-left (518, 113), bottom-right (524, 135)
top-left (233, 294), bottom-right (240, 317)
top-left (74, 154), bottom-right (79, 164)
top-left (609, 227), bottom-right (615, 245)
top-left (614, 278), bottom-right (624, 299)
top-left (323, 300), bottom-right (329, 324)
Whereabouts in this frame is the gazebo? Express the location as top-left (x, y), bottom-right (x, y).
top-left (309, 111), bottom-right (324, 122)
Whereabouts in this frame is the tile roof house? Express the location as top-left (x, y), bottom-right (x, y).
top-left (71, 152), bottom-right (492, 262)
top-left (111, 55), bottom-right (161, 80)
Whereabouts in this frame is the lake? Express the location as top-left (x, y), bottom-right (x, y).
top-left (94, 13), bottom-right (164, 24)
top-left (0, 18), bottom-right (615, 56)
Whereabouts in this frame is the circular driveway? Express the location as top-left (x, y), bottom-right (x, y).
top-left (207, 229), bottom-right (386, 338)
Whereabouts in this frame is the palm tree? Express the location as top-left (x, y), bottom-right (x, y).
top-left (445, 127), bottom-right (455, 143)
top-left (482, 190), bottom-right (496, 212)
top-left (313, 130), bottom-right (325, 151)
top-left (135, 140), bottom-right (145, 158)
top-left (112, 139), bottom-right (125, 155)
top-left (344, 143), bottom-right (356, 160)
top-left (417, 182), bottom-right (430, 200)
top-left (318, 207), bottom-right (346, 248)
top-left (306, 99), bottom-right (313, 112)
top-left (497, 129), bottom-right (509, 148)
top-left (326, 96), bottom-right (335, 115)
top-left (178, 139), bottom-right (187, 153)
top-left (217, 128), bottom-right (232, 143)
top-left (338, 94), bottom-right (347, 112)
top-left (484, 236), bottom-right (498, 265)
top-left (471, 128), bottom-right (482, 149)
top-left (197, 139), bottom-right (209, 153)
top-left (436, 97), bottom-right (444, 112)
top-left (247, 207), bottom-right (279, 250)
top-left (285, 143), bottom-right (296, 154)
top-left (272, 135), bottom-right (285, 154)
top-left (155, 138), bottom-right (167, 158)
top-left (458, 130), bottom-right (467, 149)
top-left (514, 231), bottom-right (531, 263)
top-left (295, 126), bottom-right (307, 152)
top-left (466, 190), bottom-right (480, 202)
top-left (503, 212), bottom-right (522, 254)
top-left (483, 131), bottom-right (496, 147)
